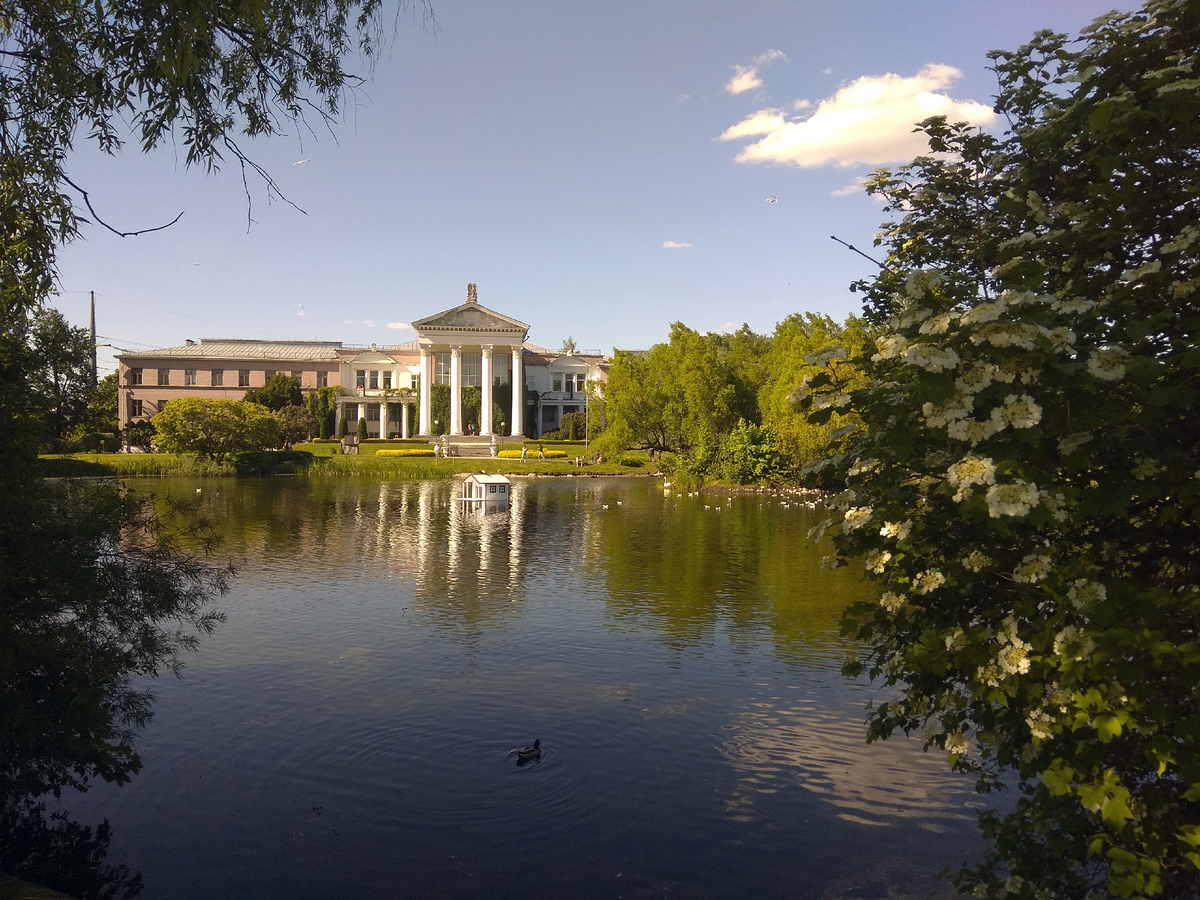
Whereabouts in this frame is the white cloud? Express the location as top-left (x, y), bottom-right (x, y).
top-left (720, 64), bottom-right (995, 168)
top-left (662, 241), bottom-right (694, 249)
top-left (831, 178), bottom-right (868, 197)
top-left (363, 320), bottom-right (375, 327)
top-left (343, 320), bottom-right (355, 325)
top-left (386, 322), bottom-right (412, 330)
top-left (725, 49), bottom-right (786, 95)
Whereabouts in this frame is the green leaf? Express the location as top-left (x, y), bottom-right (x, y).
top-left (1095, 713), bottom-right (1123, 743)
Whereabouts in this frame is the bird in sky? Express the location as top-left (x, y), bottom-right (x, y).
top-left (292, 159), bottom-right (311, 166)
top-left (765, 195), bottom-right (777, 203)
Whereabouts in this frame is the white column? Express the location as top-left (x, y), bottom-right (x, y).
top-left (419, 347), bottom-right (432, 435)
top-left (510, 346), bottom-right (524, 438)
top-left (480, 345), bottom-right (493, 435)
top-left (379, 400), bottom-right (389, 439)
top-left (401, 402), bottom-right (410, 439)
top-left (449, 345), bottom-right (463, 435)
top-left (335, 400), bottom-right (343, 436)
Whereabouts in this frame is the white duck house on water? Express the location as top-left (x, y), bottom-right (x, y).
top-left (460, 473), bottom-right (512, 512)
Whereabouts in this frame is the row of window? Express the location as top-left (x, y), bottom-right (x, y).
top-left (551, 374), bottom-right (586, 393)
top-left (127, 368), bottom-right (329, 388)
top-left (354, 370), bottom-right (418, 391)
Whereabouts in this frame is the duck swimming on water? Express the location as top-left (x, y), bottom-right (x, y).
top-left (511, 739), bottom-right (541, 765)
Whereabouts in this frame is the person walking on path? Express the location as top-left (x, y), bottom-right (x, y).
top-left (521, 445), bottom-right (527, 462)
top-left (537, 444), bottom-right (545, 460)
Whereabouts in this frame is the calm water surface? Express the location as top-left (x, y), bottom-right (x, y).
top-left (59, 476), bottom-right (986, 898)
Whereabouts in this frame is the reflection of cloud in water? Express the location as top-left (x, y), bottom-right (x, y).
top-left (720, 697), bottom-right (979, 829)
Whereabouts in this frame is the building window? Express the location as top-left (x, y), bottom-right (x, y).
top-left (264, 370), bottom-right (276, 382)
top-left (552, 374), bottom-right (562, 392)
top-left (412, 373), bottom-right (420, 392)
top-left (498, 484), bottom-right (506, 494)
top-left (158, 399), bottom-right (169, 411)
top-left (435, 353), bottom-right (451, 385)
top-left (128, 398), bottom-right (143, 418)
top-left (211, 370), bottom-right (224, 386)
top-left (461, 352), bottom-right (481, 387)
top-left (238, 369), bottom-right (250, 387)
top-left (185, 369), bottom-right (197, 386)
top-left (317, 371), bottom-right (327, 388)
top-left (129, 367), bottom-right (143, 385)
top-left (382, 371), bottom-right (392, 390)
top-left (346, 403), bottom-right (359, 422)
top-left (158, 368), bottom-right (170, 386)
top-left (366, 403), bottom-right (380, 422)
top-left (356, 369), bottom-right (366, 390)
top-left (369, 370), bottom-right (379, 390)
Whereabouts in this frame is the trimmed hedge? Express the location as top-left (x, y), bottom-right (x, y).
top-left (376, 449), bottom-right (435, 457)
top-left (498, 449), bottom-right (567, 459)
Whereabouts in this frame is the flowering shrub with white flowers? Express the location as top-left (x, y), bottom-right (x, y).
top-left (802, 4), bottom-right (1200, 897)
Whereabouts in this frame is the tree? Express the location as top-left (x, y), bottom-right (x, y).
top-left (805, 3), bottom-right (1200, 897)
top-left (356, 416), bottom-right (368, 441)
top-left (152, 397), bottom-right (279, 462)
top-left (28, 308), bottom-right (94, 449)
top-left (307, 386), bottom-right (340, 439)
top-left (560, 336), bottom-right (578, 356)
top-left (430, 383), bottom-right (450, 435)
top-left (758, 313), bottom-right (870, 468)
top-left (84, 371), bottom-right (119, 434)
top-left (0, 480), bottom-right (230, 801)
top-left (274, 405), bottom-right (318, 445)
top-left (243, 373), bottom-right (302, 411)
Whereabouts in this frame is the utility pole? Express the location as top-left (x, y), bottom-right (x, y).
top-left (89, 291), bottom-right (97, 388)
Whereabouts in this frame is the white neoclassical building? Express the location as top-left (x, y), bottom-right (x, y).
top-left (411, 283), bottom-right (530, 437)
top-left (117, 283), bottom-right (611, 439)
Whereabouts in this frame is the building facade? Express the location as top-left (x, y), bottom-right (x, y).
top-left (116, 285), bottom-right (609, 439)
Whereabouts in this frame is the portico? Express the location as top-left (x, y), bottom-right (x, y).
top-left (412, 284), bottom-right (530, 437)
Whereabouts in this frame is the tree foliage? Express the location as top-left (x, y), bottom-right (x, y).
top-left (804, 3), bottom-right (1200, 896)
top-left (0, 480), bottom-right (231, 801)
top-left (152, 397), bottom-right (279, 462)
top-left (243, 373), bottom-right (302, 411)
top-left (28, 307), bottom-right (94, 448)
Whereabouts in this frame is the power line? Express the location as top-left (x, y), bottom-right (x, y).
top-left (61, 289), bottom-right (292, 340)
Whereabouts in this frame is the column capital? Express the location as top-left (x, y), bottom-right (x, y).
top-left (450, 344), bottom-right (462, 356)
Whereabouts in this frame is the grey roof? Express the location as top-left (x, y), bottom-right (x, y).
top-left (118, 338), bottom-right (344, 362)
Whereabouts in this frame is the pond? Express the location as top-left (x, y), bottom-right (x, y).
top-left (53, 476), bottom-right (987, 899)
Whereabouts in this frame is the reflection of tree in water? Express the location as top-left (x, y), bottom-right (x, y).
top-left (588, 489), bottom-right (869, 662)
top-left (0, 798), bottom-right (142, 898)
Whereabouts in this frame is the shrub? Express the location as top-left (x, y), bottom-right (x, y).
top-left (338, 417), bottom-right (348, 439)
top-left (375, 449), bottom-right (434, 457)
top-left (233, 450), bottom-right (314, 476)
top-left (356, 417), bottom-right (367, 441)
top-left (617, 456), bottom-right (643, 468)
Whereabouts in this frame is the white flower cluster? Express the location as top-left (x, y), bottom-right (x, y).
top-left (1012, 553), bottom-right (1053, 583)
top-left (986, 480), bottom-right (1041, 518)
top-left (842, 506), bottom-right (874, 531)
top-left (944, 731), bottom-right (970, 755)
top-left (993, 393), bottom-right (1042, 429)
top-left (955, 363), bottom-right (996, 395)
top-left (1067, 579), bottom-right (1106, 609)
top-left (922, 395), bottom-right (973, 428)
top-left (914, 569), bottom-right (945, 595)
top-left (1086, 346), bottom-right (1128, 382)
top-left (804, 346), bottom-right (848, 365)
top-left (879, 591), bottom-right (905, 614)
top-left (1026, 708), bottom-right (1055, 740)
top-left (964, 550), bottom-right (992, 572)
top-left (865, 550), bottom-right (892, 573)
top-left (902, 342), bottom-right (961, 372)
top-left (872, 334), bottom-right (908, 362)
top-left (918, 313), bottom-right (955, 335)
top-left (1050, 296), bottom-right (1097, 315)
top-left (971, 321), bottom-right (1041, 350)
top-left (1132, 457), bottom-right (1163, 481)
top-left (996, 617), bottom-right (1032, 676)
top-left (847, 457), bottom-right (881, 477)
top-left (945, 628), bottom-right (966, 651)
top-left (812, 392), bottom-right (852, 411)
top-left (879, 519), bottom-right (912, 541)
top-left (1053, 625), bottom-right (1095, 661)
top-left (946, 456), bottom-right (996, 502)
top-left (904, 271), bottom-right (944, 299)
top-left (960, 301), bottom-right (1005, 326)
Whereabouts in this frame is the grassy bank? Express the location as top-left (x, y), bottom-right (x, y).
top-left (39, 449), bottom-right (657, 479)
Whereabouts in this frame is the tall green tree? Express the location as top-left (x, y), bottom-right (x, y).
top-left (84, 371), bottom-right (120, 434)
top-left (28, 308), bottom-right (94, 448)
top-left (243, 373), bottom-right (302, 411)
top-left (758, 312), bottom-right (870, 467)
top-left (806, 3), bottom-right (1200, 896)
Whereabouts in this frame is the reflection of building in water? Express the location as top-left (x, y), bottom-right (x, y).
top-left (458, 473), bottom-right (511, 513)
top-left (720, 696), bottom-right (978, 829)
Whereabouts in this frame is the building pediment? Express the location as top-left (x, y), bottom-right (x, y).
top-left (349, 351), bottom-right (397, 364)
top-left (413, 303), bottom-right (529, 336)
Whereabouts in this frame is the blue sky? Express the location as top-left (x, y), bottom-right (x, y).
top-left (51, 0), bottom-right (1126, 378)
